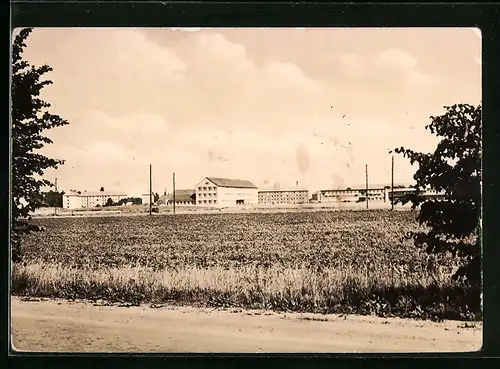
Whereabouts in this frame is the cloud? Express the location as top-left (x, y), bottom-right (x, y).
top-left (338, 48), bottom-right (437, 86)
top-left (170, 27), bottom-right (202, 32)
top-left (85, 110), bottom-right (169, 134)
top-left (263, 61), bottom-right (324, 92)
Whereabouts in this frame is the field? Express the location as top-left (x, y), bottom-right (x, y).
top-left (12, 210), bottom-right (481, 321)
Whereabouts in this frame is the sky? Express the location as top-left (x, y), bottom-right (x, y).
top-left (16, 27), bottom-right (481, 196)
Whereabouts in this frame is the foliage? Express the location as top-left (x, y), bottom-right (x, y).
top-left (105, 198), bottom-right (114, 207)
top-left (11, 28), bottom-right (69, 262)
top-left (115, 197), bottom-right (142, 206)
top-left (36, 190), bottom-right (64, 208)
top-left (392, 104), bottom-right (481, 288)
top-left (14, 211), bottom-right (480, 320)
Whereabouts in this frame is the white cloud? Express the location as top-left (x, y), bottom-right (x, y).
top-left (263, 61), bottom-right (324, 92)
top-left (338, 48), bottom-right (437, 86)
top-left (85, 110), bottom-right (169, 134)
top-left (170, 27), bottom-right (202, 32)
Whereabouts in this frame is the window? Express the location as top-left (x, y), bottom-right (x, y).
top-left (208, 200), bottom-right (212, 204)
top-left (203, 187), bottom-right (206, 191)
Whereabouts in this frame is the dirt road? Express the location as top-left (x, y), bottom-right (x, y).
top-left (10, 297), bottom-right (482, 353)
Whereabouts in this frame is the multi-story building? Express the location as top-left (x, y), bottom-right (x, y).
top-left (63, 190), bottom-right (128, 209)
top-left (314, 187), bottom-right (386, 203)
top-left (258, 189), bottom-right (309, 205)
top-left (386, 187), bottom-right (446, 202)
top-left (195, 177), bottom-right (258, 207)
top-left (167, 189), bottom-right (196, 206)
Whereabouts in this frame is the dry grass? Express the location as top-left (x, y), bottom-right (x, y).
top-left (11, 210), bottom-right (481, 321)
top-left (12, 262), bottom-right (477, 320)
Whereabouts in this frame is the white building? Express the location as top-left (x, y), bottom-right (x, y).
top-left (258, 189), bottom-right (309, 205)
top-left (141, 193), bottom-right (153, 205)
top-left (386, 187), bottom-right (446, 202)
top-left (195, 177), bottom-right (258, 207)
top-left (314, 187), bottom-right (386, 203)
top-left (63, 190), bottom-right (128, 209)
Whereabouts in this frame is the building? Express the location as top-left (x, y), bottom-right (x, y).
top-left (167, 189), bottom-right (196, 206)
top-left (315, 187), bottom-right (386, 203)
top-left (141, 193), bottom-right (153, 205)
top-left (195, 177), bottom-right (258, 207)
top-left (386, 187), bottom-right (446, 202)
top-left (258, 189), bottom-right (309, 205)
top-left (63, 190), bottom-right (128, 209)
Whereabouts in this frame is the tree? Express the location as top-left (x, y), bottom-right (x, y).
top-left (11, 28), bottom-right (69, 262)
top-left (105, 198), bottom-right (114, 207)
top-left (154, 192), bottom-right (160, 203)
top-left (392, 103), bottom-right (481, 287)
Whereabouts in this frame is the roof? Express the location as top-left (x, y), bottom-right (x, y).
top-left (65, 190), bottom-right (127, 197)
top-left (205, 177), bottom-right (257, 189)
top-left (168, 189), bottom-right (196, 202)
top-left (258, 189), bottom-right (308, 193)
top-left (320, 187), bottom-right (385, 192)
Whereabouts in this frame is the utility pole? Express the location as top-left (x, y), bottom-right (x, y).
top-left (365, 164), bottom-right (369, 209)
top-left (391, 156), bottom-right (394, 210)
top-left (149, 164), bottom-right (152, 215)
top-left (173, 172), bottom-right (176, 215)
top-left (54, 177), bottom-right (58, 214)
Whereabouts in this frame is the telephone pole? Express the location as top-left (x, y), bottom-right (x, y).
top-left (149, 164), bottom-right (152, 215)
top-left (391, 156), bottom-right (394, 210)
top-left (173, 172), bottom-right (176, 215)
top-left (54, 177), bottom-right (58, 214)
top-left (365, 164), bottom-right (369, 209)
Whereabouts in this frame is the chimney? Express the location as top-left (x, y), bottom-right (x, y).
top-left (296, 181), bottom-right (299, 187)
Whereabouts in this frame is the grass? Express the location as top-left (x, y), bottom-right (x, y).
top-left (11, 210), bottom-right (482, 321)
top-left (12, 261), bottom-right (480, 321)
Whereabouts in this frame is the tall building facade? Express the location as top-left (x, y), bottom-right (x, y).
top-left (258, 189), bottom-right (309, 205)
top-left (195, 177), bottom-right (258, 207)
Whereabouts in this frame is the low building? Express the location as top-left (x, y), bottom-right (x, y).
top-left (63, 190), bottom-right (128, 209)
top-left (315, 187), bottom-right (386, 203)
top-left (386, 187), bottom-right (446, 202)
top-left (258, 189), bottom-right (309, 205)
top-left (195, 177), bottom-right (258, 207)
top-left (168, 189), bottom-right (196, 206)
top-left (141, 193), bottom-right (153, 205)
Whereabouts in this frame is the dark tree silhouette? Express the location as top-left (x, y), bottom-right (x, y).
top-left (11, 28), bottom-right (69, 262)
top-left (154, 192), bottom-right (160, 203)
top-left (105, 198), bottom-right (114, 207)
top-left (392, 103), bottom-right (481, 288)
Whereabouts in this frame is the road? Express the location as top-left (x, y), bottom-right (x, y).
top-left (10, 297), bottom-right (482, 353)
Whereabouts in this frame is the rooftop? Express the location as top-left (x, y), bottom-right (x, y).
top-left (66, 190), bottom-right (127, 197)
top-left (258, 189), bottom-right (309, 193)
top-left (168, 189), bottom-right (196, 202)
top-left (205, 177), bottom-right (258, 189)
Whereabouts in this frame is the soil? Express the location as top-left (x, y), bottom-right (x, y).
top-left (10, 297), bottom-right (482, 353)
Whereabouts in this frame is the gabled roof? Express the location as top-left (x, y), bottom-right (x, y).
top-left (205, 177), bottom-right (258, 189)
top-left (168, 189), bottom-right (196, 202)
